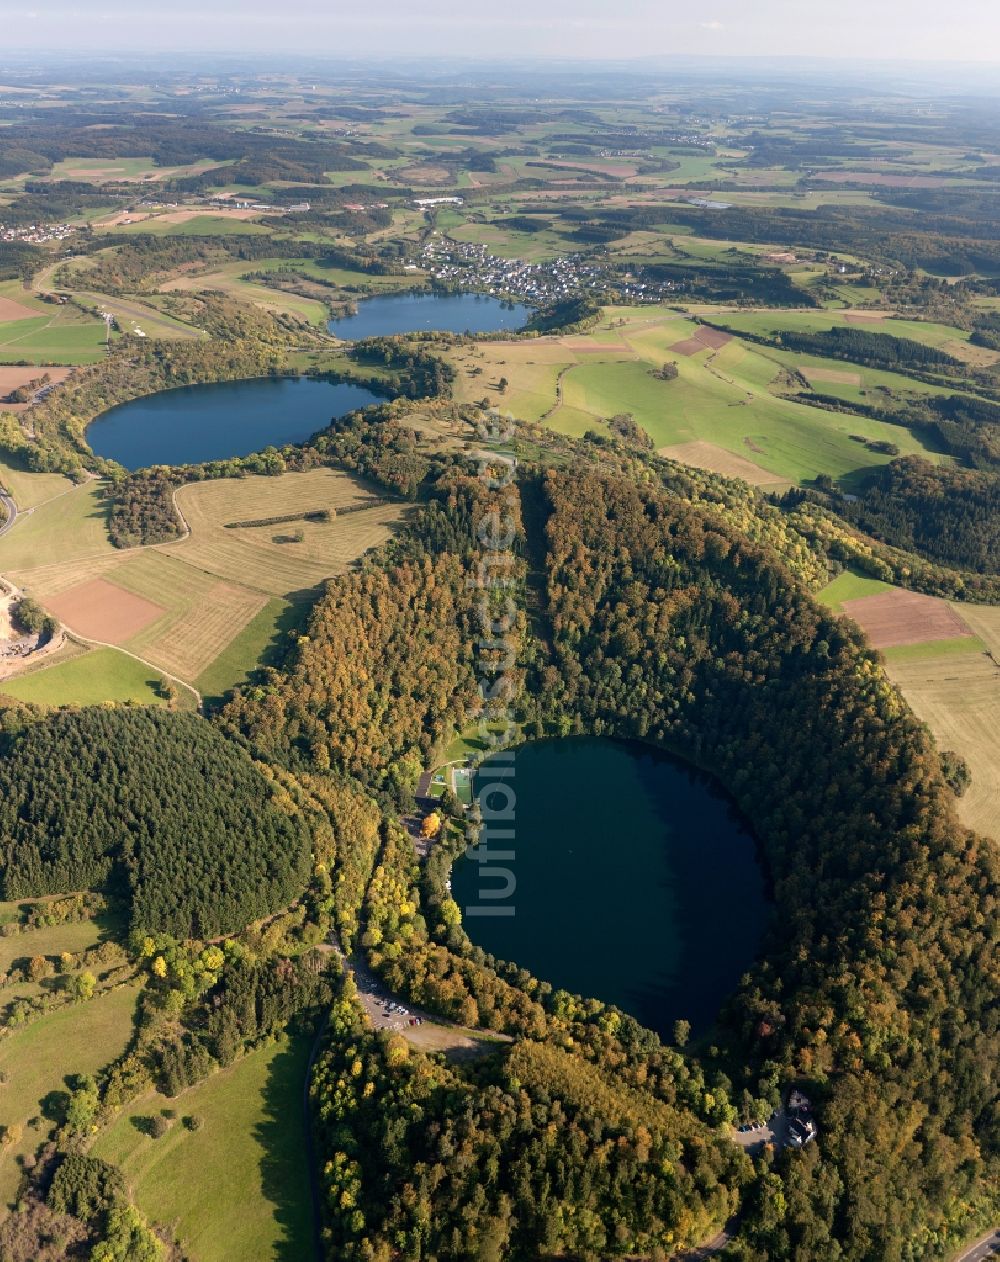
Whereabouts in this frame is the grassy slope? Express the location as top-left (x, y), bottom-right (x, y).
top-left (818, 568), bottom-right (893, 610)
top-left (0, 647), bottom-right (175, 708)
top-left (0, 982), bottom-right (142, 1209)
top-left (0, 480), bottom-right (114, 572)
top-left (453, 306), bottom-right (945, 485)
top-left (195, 596), bottom-right (295, 704)
top-left (92, 1036), bottom-right (314, 1262)
top-left (0, 457), bottom-right (75, 512)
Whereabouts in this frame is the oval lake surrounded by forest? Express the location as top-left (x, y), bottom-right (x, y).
top-left (451, 737), bottom-right (769, 1038)
top-left (87, 376), bottom-right (383, 469)
top-left (327, 291), bottom-right (531, 339)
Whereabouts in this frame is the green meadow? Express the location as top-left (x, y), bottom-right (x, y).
top-left (92, 1036), bottom-right (314, 1262)
top-left (1, 648), bottom-right (174, 709)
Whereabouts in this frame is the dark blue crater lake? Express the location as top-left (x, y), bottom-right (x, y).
top-left (328, 291), bottom-right (531, 339)
top-left (87, 376), bottom-right (382, 469)
top-left (451, 737), bottom-right (769, 1038)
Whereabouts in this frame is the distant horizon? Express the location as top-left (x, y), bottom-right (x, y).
top-left (3, 0), bottom-right (1000, 66)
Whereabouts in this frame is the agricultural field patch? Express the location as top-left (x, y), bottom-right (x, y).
top-left (44, 576), bottom-right (165, 643)
top-left (0, 905), bottom-right (110, 976)
top-left (1, 468), bottom-right (407, 694)
top-left (0, 295), bottom-right (42, 323)
top-left (112, 553), bottom-right (268, 682)
top-left (0, 645), bottom-right (175, 709)
top-left (456, 307), bottom-right (945, 484)
top-left (813, 171), bottom-right (956, 188)
top-left (0, 365), bottom-right (75, 412)
top-left (163, 468), bottom-right (408, 597)
top-left (818, 568), bottom-right (893, 610)
top-left (669, 326), bottom-right (732, 356)
top-left (841, 589), bottom-right (975, 649)
top-left (121, 214), bottom-right (271, 237)
top-left (0, 307), bottom-right (108, 365)
top-left (48, 155), bottom-right (228, 183)
top-left (0, 982), bottom-right (142, 1209)
top-left (195, 596), bottom-right (295, 703)
top-left (887, 649), bottom-right (1000, 841)
top-left (801, 366), bottom-right (862, 386)
top-left (657, 439), bottom-right (787, 486)
top-left (952, 601), bottom-right (1000, 660)
top-left (0, 479), bottom-right (115, 573)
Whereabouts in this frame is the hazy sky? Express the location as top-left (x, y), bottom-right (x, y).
top-left (4, 0), bottom-right (1000, 62)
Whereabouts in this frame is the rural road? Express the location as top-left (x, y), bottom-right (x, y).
top-left (951, 1228), bottom-right (1000, 1261)
top-left (0, 490), bottom-right (17, 537)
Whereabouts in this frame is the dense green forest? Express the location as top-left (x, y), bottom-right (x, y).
top-left (832, 456), bottom-right (1000, 573)
top-left (216, 424), bottom-right (998, 1260)
top-left (534, 469), bottom-right (998, 1257)
top-left (0, 709), bottom-right (310, 937)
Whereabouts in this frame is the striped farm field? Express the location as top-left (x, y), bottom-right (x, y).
top-left (1, 465), bottom-right (407, 695)
top-left (886, 642), bottom-right (1000, 842)
top-left (162, 469), bottom-right (408, 597)
top-left (108, 551), bottom-right (270, 682)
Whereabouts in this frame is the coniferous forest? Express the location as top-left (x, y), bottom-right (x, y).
top-left (0, 709), bottom-right (310, 937)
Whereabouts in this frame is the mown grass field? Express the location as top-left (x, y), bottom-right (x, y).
top-left (0, 982), bottom-right (142, 1209)
top-left (0, 646), bottom-right (176, 708)
top-left (818, 574), bottom-right (1000, 841)
top-left (92, 1036), bottom-right (314, 1262)
top-left (1, 479), bottom-right (114, 572)
top-left (0, 306), bottom-right (108, 365)
top-left (886, 641), bottom-right (1000, 842)
top-left (0, 456), bottom-right (76, 512)
top-left (164, 469), bottom-right (407, 597)
top-left (195, 596), bottom-right (295, 703)
top-left (108, 550), bottom-right (269, 682)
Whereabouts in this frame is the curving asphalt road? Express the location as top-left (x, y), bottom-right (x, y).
top-left (0, 490), bottom-right (16, 537)
top-left (952, 1229), bottom-right (1000, 1262)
